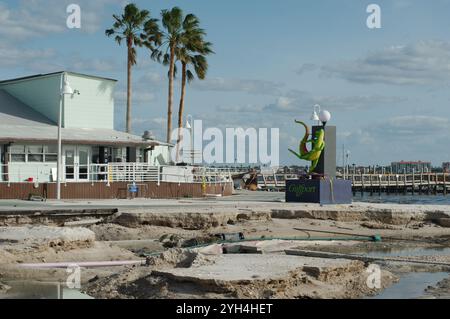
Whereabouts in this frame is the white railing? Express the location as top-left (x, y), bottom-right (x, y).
top-left (0, 163), bottom-right (233, 185)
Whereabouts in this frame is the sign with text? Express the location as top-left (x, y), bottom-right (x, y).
top-left (286, 179), bottom-right (352, 204)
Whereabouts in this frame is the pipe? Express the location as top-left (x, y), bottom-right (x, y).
top-left (18, 260), bottom-right (146, 269)
top-left (142, 235), bottom-right (380, 258)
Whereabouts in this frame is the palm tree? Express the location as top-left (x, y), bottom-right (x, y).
top-left (175, 39), bottom-right (213, 162)
top-left (106, 3), bottom-right (159, 133)
top-left (150, 7), bottom-right (185, 143)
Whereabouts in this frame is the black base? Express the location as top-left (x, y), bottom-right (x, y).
top-left (286, 179), bottom-right (352, 204)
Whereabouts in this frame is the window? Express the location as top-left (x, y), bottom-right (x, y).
top-left (10, 145), bottom-right (26, 163)
top-left (28, 146), bottom-right (44, 162)
top-left (9, 144), bottom-right (58, 163)
top-left (136, 148), bottom-right (145, 163)
top-left (112, 147), bottom-right (126, 162)
top-left (44, 145), bottom-right (57, 162)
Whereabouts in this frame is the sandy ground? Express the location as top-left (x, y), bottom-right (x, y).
top-left (2, 192), bottom-right (450, 299)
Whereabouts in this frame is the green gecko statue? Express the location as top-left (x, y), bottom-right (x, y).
top-left (289, 120), bottom-right (325, 174)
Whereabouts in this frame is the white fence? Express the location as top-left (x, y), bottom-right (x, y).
top-left (0, 163), bottom-right (233, 185)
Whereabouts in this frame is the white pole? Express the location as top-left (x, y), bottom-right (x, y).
top-left (56, 73), bottom-right (64, 200)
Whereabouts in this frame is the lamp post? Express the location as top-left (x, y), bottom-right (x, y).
top-left (319, 110), bottom-right (331, 127)
top-left (310, 104), bottom-right (321, 126)
top-left (186, 115), bottom-right (194, 165)
top-left (57, 73), bottom-right (74, 200)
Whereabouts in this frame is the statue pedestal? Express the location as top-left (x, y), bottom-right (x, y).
top-left (286, 179), bottom-right (352, 204)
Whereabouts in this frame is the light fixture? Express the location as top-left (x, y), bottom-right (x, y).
top-left (62, 79), bottom-right (74, 95)
top-left (185, 120), bottom-right (192, 130)
top-left (319, 110), bottom-right (331, 127)
top-left (310, 104), bottom-right (321, 122)
top-left (142, 130), bottom-right (155, 141)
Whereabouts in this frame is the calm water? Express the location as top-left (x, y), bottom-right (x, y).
top-left (354, 194), bottom-right (450, 205)
top-left (366, 248), bottom-right (450, 299)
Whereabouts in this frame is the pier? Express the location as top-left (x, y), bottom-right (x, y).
top-left (243, 171), bottom-right (450, 195)
top-left (350, 173), bottom-right (450, 196)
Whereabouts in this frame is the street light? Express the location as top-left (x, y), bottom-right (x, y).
top-left (319, 110), bottom-right (331, 127)
top-left (186, 115), bottom-right (194, 165)
top-left (310, 104), bottom-right (321, 125)
top-left (57, 73), bottom-right (76, 200)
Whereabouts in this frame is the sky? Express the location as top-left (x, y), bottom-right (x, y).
top-left (1, 0), bottom-right (450, 166)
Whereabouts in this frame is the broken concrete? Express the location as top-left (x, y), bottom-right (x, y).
top-left (114, 209), bottom-right (271, 230)
top-left (0, 226), bottom-right (95, 250)
top-left (87, 251), bottom-right (395, 299)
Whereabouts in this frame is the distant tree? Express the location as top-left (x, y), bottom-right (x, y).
top-left (106, 3), bottom-right (160, 133)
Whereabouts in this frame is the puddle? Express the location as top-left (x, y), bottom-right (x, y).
top-left (367, 247), bottom-right (450, 258)
top-left (370, 272), bottom-right (448, 299)
top-left (0, 281), bottom-right (93, 299)
top-left (364, 247), bottom-right (450, 299)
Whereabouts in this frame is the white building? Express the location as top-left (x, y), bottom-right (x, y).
top-left (0, 71), bottom-right (171, 183)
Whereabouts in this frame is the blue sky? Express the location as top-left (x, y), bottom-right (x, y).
top-left (1, 0), bottom-right (450, 166)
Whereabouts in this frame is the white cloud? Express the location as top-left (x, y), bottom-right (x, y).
top-left (262, 90), bottom-right (406, 114)
top-left (0, 0), bottom-right (124, 40)
top-left (0, 45), bottom-right (55, 67)
top-left (322, 40), bottom-right (450, 85)
top-left (192, 77), bottom-right (284, 95)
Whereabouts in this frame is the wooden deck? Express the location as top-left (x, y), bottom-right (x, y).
top-left (350, 173), bottom-right (450, 195)
top-left (0, 181), bottom-right (233, 200)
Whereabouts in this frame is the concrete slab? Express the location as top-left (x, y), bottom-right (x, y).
top-left (0, 226), bottom-right (95, 248)
top-left (153, 254), bottom-right (362, 282)
top-left (1, 191), bottom-right (450, 227)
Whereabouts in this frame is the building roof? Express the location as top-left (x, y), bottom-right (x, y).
top-left (0, 89), bottom-right (164, 147)
top-left (0, 125), bottom-right (161, 146)
top-left (0, 90), bottom-right (56, 126)
top-left (0, 71), bottom-right (117, 85)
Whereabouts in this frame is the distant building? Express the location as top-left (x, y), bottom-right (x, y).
top-left (391, 161), bottom-right (431, 174)
top-left (443, 162), bottom-right (450, 173)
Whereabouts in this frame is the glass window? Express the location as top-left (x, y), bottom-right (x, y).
top-left (10, 145), bottom-right (26, 162)
top-left (45, 145), bottom-right (58, 154)
top-left (27, 145), bottom-right (44, 163)
top-left (10, 145), bottom-right (25, 153)
top-left (136, 148), bottom-right (144, 163)
top-left (11, 154), bottom-right (26, 162)
top-left (28, 146), bottom-right (43, 154)
top-left (112, 147), bottom-right (125, 162)
top-left (44, 154), bottom-right (57, 162)
top-left (28, 154), bottom-right (44, 162)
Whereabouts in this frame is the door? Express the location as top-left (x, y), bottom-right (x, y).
top-left (77, 147), bottom-right (90, 181)
top-left (63, 146), bottom-right (90, 182)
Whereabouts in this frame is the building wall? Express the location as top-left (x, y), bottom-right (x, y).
top-left (7, 163), bottom-right (56, 183)
top-left (147, 145), bottom-right (172, 166)
top-left (0, 73), bottom-right (116, 129)
top-left (0, 181), bottom-right (233, 200)
top-left (0, 74), bottom-right (61, 123)
top-left (64, 74), bottom-right (115, 129)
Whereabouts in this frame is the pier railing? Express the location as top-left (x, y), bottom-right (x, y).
top-left (0, 163), bottom-right (233, 186)
top-left (348, 173), bottom-right (449, 195)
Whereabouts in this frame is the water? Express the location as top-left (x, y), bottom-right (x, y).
top-left (371, 272), bottom-right (448, 299)
top-left (354, 194), bottom-right (450, 205)
top-left (367, 247), bottom-right (450, 258)
top-left (366, 247), bottom-right (450, 299)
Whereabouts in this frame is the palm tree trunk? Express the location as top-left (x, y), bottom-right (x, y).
top-left (176, 62), bottom-right (187, 163)
top-left (126, 39), bottom-right (132, 134)
top-left (167, 44), bottom-right (176, 144)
